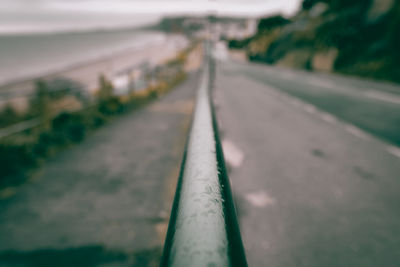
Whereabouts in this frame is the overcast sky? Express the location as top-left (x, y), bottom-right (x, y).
top-left (0, 0), bottom-right (302, 34)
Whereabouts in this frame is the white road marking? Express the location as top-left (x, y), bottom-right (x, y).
top-left (320, 112), bottom-right (338, 124)
top-left (260, 78), bottom-right (400, 159)
top-left (387, 146), bottom-right (400, 158)
top-left (289, 98), bottom-right (302, 107)
top-left (283, 93), bottom-right (340, 126)
top-left (344, 124), bottom-right (369, 140)
top-left (304, 103), bottom-right (317, 114)
top-left (245, 191), bottom-right (276, 208)
top-left (222, 139), bottom-right (244, 168)
top-left (365, 90), bottom-right (400, 104)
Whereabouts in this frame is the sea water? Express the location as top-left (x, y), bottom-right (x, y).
top-left (0, 29), bottom-right (166, 86)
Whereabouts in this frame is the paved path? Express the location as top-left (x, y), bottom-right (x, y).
top-left (0, 72), bottom-right (199, 267)
top-left (214, 60), bottom-right (400, 267)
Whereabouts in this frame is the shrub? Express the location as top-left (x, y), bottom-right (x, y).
top-left (87, 110), bottom-right (107, 129)
top-left (51, 112), bottom-right (87, 143)
top-left (0, 142), bottom-right (36, 186)
top-left (32, 132), bottom-right (54, 157)
top-left (0, 105), bottom-right (21, 128)
top-left (98, 98), bottom-right (124, 115)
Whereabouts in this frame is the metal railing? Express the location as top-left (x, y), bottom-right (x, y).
top-left (160, 47), bottom-right (247, 267)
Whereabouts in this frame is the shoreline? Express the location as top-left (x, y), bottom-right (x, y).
top-left (0, 22), bottom-right (159, 37)
top-left (0, 30), bottom-right (166, 89)
top-left (0, 34), bottom-right (189, 107)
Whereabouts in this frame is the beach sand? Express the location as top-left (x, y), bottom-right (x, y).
top-left (0, 34), bottom-right (188, 111)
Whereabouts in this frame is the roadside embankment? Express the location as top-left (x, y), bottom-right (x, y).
top-left (0, 41), bottom-right (203, 188)
top-left (229, 0), bottom-right (400, 84)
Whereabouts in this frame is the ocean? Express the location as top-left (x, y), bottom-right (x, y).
top-left (0, 29), bottom-right (166, 86)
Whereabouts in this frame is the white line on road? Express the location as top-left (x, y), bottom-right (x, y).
top-left (245, 191), bottom-right (276, 208)
top-left (258, 77), bottom-right (400, 161)
top-left (320, 112), bottom-right (338, 124)
top-left (222, 139), bottom-right (244, 168)
top-left (344, 124), bottom-right (369, 140)
top-left (387, 145), bottom-right (400, 158)
top-left (281, 91), bottom-right (341, 126)
top-left (289, 98), bottom-right (302, 107)
top-left (304, 103), bottom-right (317, 114)
top-left (365, 90), bottom-right (400, 104)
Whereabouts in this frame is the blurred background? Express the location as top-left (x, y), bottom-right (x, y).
top-left (1, 0), bottom-right (400, 266)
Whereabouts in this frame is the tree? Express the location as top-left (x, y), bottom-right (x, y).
top-left (97, 74), bottom-right (114, 102)
top-left (32, 79), bottom-right (50, 122)
top-left (257, 15), bottom-right (290, 32)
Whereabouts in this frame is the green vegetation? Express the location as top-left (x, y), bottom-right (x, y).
top-left (233, 0), bottom-right (400, 84)
top-left (0, 105), bottom-right (24, 128)
top-left (0, 78), bottom-right (86, 129)
top-left (228, 38), bottom-right (252, 50)
top-left (256, 16), bottom-right (291, 32)
top-left (149, 16), bottom-right (247, 36)
top-left (0, 245), bottom-right (162, 267)
top-left (33, 80), bottom-right (51, 122)
top-left (0, 50), bottom-right (190, 188)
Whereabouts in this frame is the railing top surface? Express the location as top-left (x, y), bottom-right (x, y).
top-left (161, 50), bottom-right (247, 267)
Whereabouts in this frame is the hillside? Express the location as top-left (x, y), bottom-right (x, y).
top-left (239, 0), bottom-right (400, 84)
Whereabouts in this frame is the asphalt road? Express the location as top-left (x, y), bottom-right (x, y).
top-left (229, 61), bottom-right (400, 147)
top-left (214, 59), bottom-right (400, 267)
top-left (0, 72), bottom-right (199, 266)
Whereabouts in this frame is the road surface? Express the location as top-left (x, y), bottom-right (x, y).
top-left (214, 59), bottom-right (400, 267)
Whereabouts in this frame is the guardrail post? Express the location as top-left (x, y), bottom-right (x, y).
top-left (160, 44), bottom-right (247, 267)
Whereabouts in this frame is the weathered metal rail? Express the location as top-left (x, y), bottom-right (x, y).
top-left (160, 50), bottom-right (247, 267)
